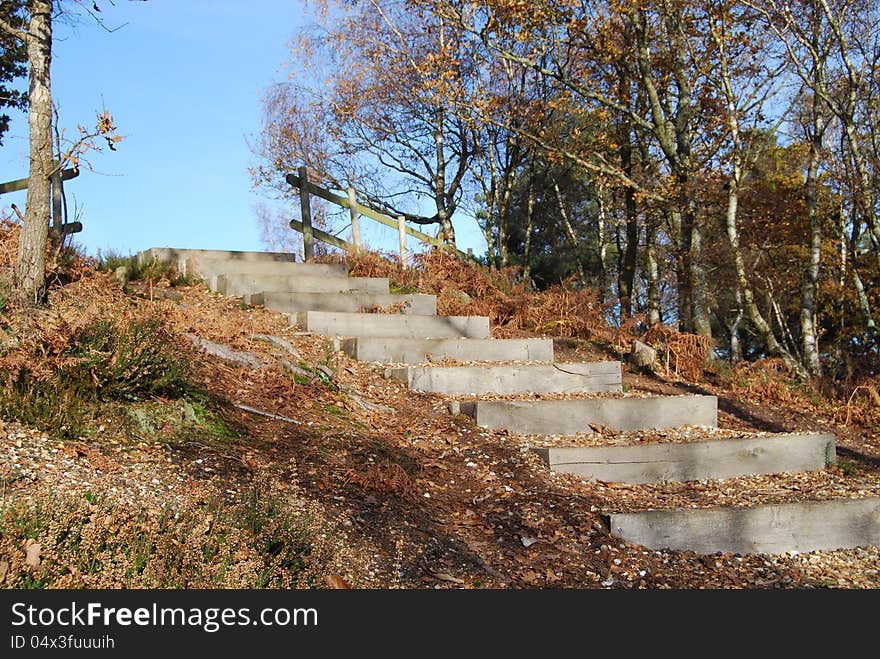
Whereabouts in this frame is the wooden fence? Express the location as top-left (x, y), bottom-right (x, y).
top-left (0, 162), bottom-right (82, 237)
top-left (286, 166), bottom-right (472, 263)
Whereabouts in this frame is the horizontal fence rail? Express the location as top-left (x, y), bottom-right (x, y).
top-left (286, 167), bottom-right (471, 262)
top-left (0, 165), bottom-right (79, 195)
top-left (0, 163), bottom-right (82, 237)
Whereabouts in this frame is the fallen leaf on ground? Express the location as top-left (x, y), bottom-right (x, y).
top-left (431, 572), bottom-right (465, 584)
top-left (323, 575), bottom-right (350, 589)
top-left (520, 535), bottom-right (539, 547)
top-left (24, 540), bottom-right (41, 568)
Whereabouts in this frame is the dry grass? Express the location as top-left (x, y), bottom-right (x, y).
top-left (841, 380), bottom-right (880, 428)
top-left (331, 250), bottom-right (620, 342)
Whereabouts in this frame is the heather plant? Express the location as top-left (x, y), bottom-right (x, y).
top-left (96, 250), bottom-right (199, 287)
top-left (63, 316), bottom-right (189, 401)
top-left (0, 475), bottom-right (342, 588)
top-left (0, 315), bottom-right (191, 438)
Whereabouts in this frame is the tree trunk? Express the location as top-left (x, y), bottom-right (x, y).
top-left (852, 263), bottom-right (877, 334)
top-left (615, 72), bottom-right (638, 318)
top-left (846, 207), bottom-right (876, 334)
top-left (552, 178), bottom-right (586, 286)
top-left (483, 187), bottom-right (496, 267)
top-left (725, 177), bottom-right (808, 379)
top-left (645, 215), bottom-right (661, 325)
top-left (729, 284), bottom-right (743, 364)
top-left (670, 207), bottom-right (692, 332)
top-left (596, 187), bottom-right (609, 304)
top-left (432, 106), bottom-right (456, 249)
top-left (15, 0), bottom-right (53, 306)
top-left (617, 136), bottom-right (638, 319)
top-left (800, 114), bottom-right (824, 376)
top-left (841, 118), bottom-right (880, 272)
top-left (691, 218), bottom-right (711, 339)
top-left (497, 202), bottom-right (508, 268)
top-left (676, 180), bottom-right (711, 338)
top-left (522, 179), bottom-right (534, 283)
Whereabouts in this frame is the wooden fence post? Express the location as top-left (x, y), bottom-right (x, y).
top-left (298, 166), bottom-right (314, 262)
top-left (398, 215), bottom-right (407, 266)
top-left (51, 165), bottom-right (62, 235)
top-left (347, 187), bottom-right (361, 252)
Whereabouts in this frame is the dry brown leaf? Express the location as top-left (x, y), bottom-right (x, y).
top-left (521, 570), bottom-right (543, 584)
top-left (431, 572), bottom-right (465, 584)
top-left (520, 535), bottom-right (539, 547)
top-left (323, 575), bottom-right (350, 589)
top-left (24, 540), bottom-right (41, 568)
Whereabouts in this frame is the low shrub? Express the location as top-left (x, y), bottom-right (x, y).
top-left (63, 316), bottom-right (189, 401)
top-left (96, 250), bottom-right (198, 287)
top-left (0, 476), bottom-right (336, 588)
top-left (0, 315), bottom-right (191, 438)
top-left (0, 370), bottom-right (93, 438)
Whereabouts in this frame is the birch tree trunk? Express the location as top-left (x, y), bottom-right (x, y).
top-left (522, 178), bottom-right (534, 283)
top-left (596, 187), bottom-right (609, 304)
top-left (552, 177), bottom-right (586, 285)
top-left (433, 113), bottom-right (456, 247)
top-left (645, 215), bottom-right (662, 325)
top-left (800, 111), bottom-right (824, 376)
top-left (725, 177), bottom-right (808, 379)
top-left (711, 16), bottom-right (807, 378)
top-left (729, 284), bottom-right (743, 364)
top-left (617, 128), bottom-right (638, 319)
top-left (15, 0), bottom-right (53, 306)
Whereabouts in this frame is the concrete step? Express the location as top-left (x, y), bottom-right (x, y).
top-left (534, 432), bottom-right (836, 484)
top-left (606, 496), bottom-right (880, 555)
top-left (458, 395), bottom-right (717, 434)
top-left (387, 362), bottom-right (622, 395)
top-left (213, 274), bottom-right (389, 297)
top-left (251, 291), bottom-right (437, 315)
top-left (295, 311), bottom-right (490, 339)
top-left (139, 248), bottom-right (347, 279)
top-left (342, 337), bottom-right (555, 364)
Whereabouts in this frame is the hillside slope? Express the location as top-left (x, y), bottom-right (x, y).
top-left (1, 253), bottom-right (879, 589)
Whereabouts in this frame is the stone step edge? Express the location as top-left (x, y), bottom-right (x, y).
top-left (293, 310), bottom-right (491, 339)
top-left (138, 248), bottom-right (348, 276)
top-left (605, 496), bottom-right (880, 555)
top-left (138, 247), bottom-right (302, 263)
top-left (339, 337), bottom-right (555, 364)
top-left (248, 291), bottom-right (437, 315)
top-left (533, 432), bottom-right (836, 484)
top-left (211, 275), bottom-right (389, 297)
top-left (454, 395), bottom-right (719, 434)
top-left (387, 362), bottom-right (623, 395)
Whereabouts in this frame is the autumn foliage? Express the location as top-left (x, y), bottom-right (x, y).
top-left (254, 0), bottom-right (880, 382)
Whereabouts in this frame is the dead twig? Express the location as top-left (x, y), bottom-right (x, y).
top-left (234, 403), bottom-right (301, 425)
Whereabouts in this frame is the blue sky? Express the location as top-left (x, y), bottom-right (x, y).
top-left (0, 0), bottom-right (486, 259)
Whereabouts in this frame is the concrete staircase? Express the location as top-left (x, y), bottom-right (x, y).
top-left (139, 247), bottom-right (880, 557)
